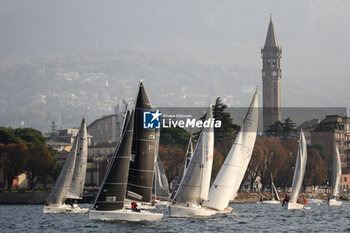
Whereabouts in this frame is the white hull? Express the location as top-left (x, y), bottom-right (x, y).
top-left (155, 201), bottom-right (169, 206)
top-left (328, 199), bottom-right (342, 206)
top-left (307, 199), bottom-right (323, 203)
top-left (89, 209), bottom-right (163, 221)
top-left (287, 202), bottom-right (304, 210)
top-left (261, 200), bottom-right (280, 204)
top-left (43, 204), bottom-right (89, 214)
top-left (169, 204), bottom-right (217, 217)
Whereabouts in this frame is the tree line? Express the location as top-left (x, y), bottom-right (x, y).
top-left (245, 136), bottom-right (328, 191)
top-left (0, 127), bottom-right (61, 192)
top-left (158, 98), bottom-right (329, 193)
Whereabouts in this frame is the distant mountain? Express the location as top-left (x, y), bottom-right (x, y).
top-left (0, 50), bottom-right (258, 132)
top-left (1, 0), bottom-right (350, 131)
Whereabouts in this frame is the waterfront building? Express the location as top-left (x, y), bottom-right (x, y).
top-left (45, 128), bottom-right (79, 151)
top-left (341, 174), bottom-right (350, 193)
top-left (311, 115), bottom-right (350, 173)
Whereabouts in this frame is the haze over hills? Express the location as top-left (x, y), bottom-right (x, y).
top-left (0, 0), bottom-right (349, 132)
top-left (0, 50), bottom-right (258, 131)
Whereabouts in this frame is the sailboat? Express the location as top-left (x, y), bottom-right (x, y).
top-left (328, 145), bottom-right (342, 206)
top-left (153, 127), bottom-right (170, 204)
top-left (153, 155), bottom-right (170, 205)
top-left (44, 118), bottom-right (89, 213)
top-left (170, 136), bottom-right (193, 200)
top-left (203, 90), bottom-right (258, 211)
top-left (261, 161), bottom-right (280, 204)
top-left (89, 82), bottom-right (163, 221)
top-left (126, 82), bottom-right (158, 204)
top-left (169, 104), bottom-right (215, 217)
top-left (287, 130), bottom-right (308, 210)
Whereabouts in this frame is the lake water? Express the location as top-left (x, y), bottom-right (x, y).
top-left (1, 201), bottom-right (350, 232)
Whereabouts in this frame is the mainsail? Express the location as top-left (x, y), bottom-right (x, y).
top-left (46, 132), bottom-right (79, 207)
top-left (154, 155), bottom-right (170, 199)
top-left (201, 103), bottom-right (214, 200)
top-left (170, 137), bottom-right (193, 200)
top-left (93, 110), bottom-right (134, 211)
top-left (203, 90), bottom-right (258, 211)
top-left (127, 81), bottom-right (157, 202)
top-left (173, 105), bottom-right (214, 204)
top-left (289, 130), bottom-right (307, 203)
top-left (153, 128), bottom-right (169, 199)
top-left (66, 119), bottom-right (88, 199)
top-left (267, 161), bottom-right (280, 201)
top-left (332, 145), bottom-right (342, 198)
top-left (272, 182), bottom-right (280, 201)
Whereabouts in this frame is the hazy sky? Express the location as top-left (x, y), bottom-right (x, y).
top-left (1, 0), bottom-right (350, 109)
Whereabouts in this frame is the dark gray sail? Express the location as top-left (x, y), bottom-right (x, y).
top-left (46, 135), bottom-right (78, 207)
top-left (154, 155), bottom-right (170, 199)
top-left (66, 119), bottom-right (88, 199)
top-left (93, 110), bottom-right (134, 211)
top-left (170, 137), bottom-right (193, 200)
top-left (127, 82), bottom-right (156, 202)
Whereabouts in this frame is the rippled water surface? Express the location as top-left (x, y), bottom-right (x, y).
top-left (1, 202), bottom-right (350, 232)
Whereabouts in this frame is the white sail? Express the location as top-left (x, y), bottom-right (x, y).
top-left (203, 90), bottom-right (258, 211)
top-left (289, 130), bottom-right (307, 203)
top-left (272, 182), bottom-right (280, 201)
top-left (66, 119), bottom-right (88, 199)
top-left (46, 136), bottom-right (78, 207)
top-left (170, 137), bottom-right (193, 200)
top-left (332, 145), bottom-right (342, 198)
top-left (173, 104), bottom-right (214, 204)
top-left (200, 104), bottom-right (214, 200)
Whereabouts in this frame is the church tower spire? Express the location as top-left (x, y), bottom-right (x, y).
top-left (264, 16), bottom-right (279, 47)
top-left (261, 16), bottom-right (282, 131)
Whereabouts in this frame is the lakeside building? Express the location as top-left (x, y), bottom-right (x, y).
top-left (341, 174), bottom-right (350, 193)
top-left (297, 119), bottom-right (320, 145)
top-left (85, 141), bottom-right (116, 186)
top-left (45, 128), bottom-right (79, 152)
top-left (87, 101), bottom-right (129, 145)
top-left (311, 115), bottom-right (350, 173)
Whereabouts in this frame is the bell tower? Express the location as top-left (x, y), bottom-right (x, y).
top-left (262, 16), bottom-right (282, 131)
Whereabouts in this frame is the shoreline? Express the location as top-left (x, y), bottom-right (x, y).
top-left (231, 192), bottom-right (347, 203)
top-left (0, 192), bottom-right (348, 205)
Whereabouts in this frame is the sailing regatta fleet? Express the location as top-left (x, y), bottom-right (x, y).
top-left (43, 81), bottom-right (343, 221)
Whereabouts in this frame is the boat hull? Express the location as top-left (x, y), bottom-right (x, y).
top-left (169, 204), bottom-right (217, 217)
top-left (89, 209), bottom-right (163, 221)
top-left (261, 200), bottom-right (280, 204)
top-left (307, 199), bottom-right (323, 204)
top-left (43, 204), bottom-right (89, 214)
top-left (287, 202), bottom-right (304, 210)
top-left (328, 199), bottom-right (342, 206)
